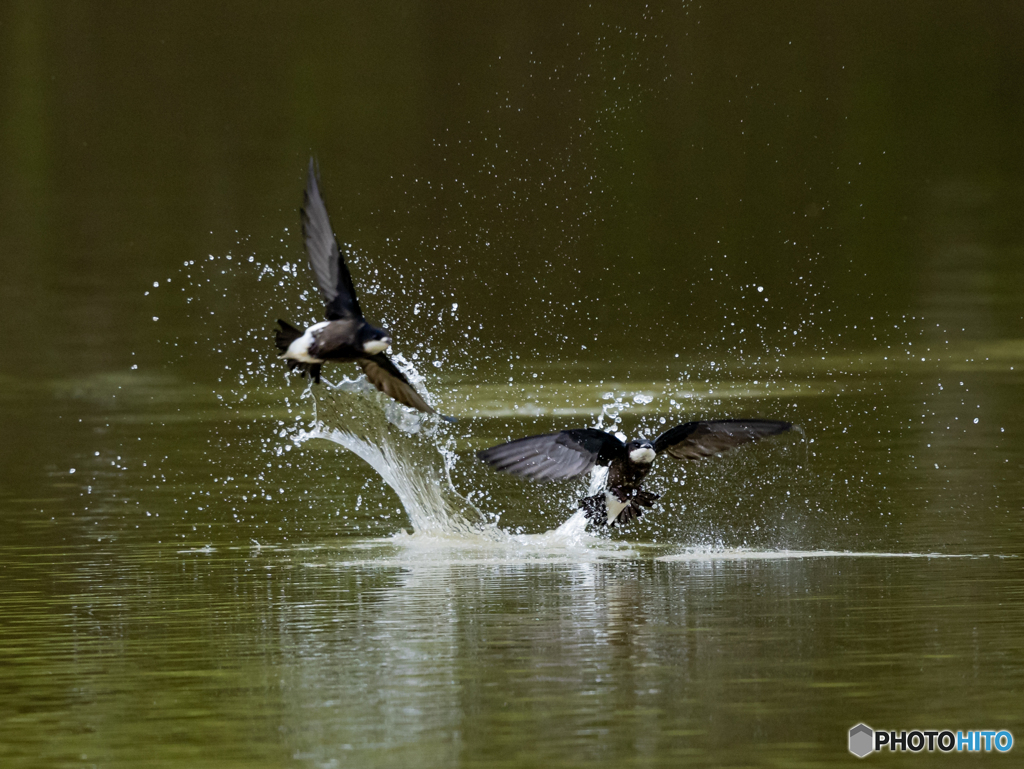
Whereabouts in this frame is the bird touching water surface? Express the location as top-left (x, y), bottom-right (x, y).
top-left (478, 419), bottom-right (794, 527)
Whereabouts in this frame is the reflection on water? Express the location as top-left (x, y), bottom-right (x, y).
top-left (3, 1), bottom-right (1024, 766)
top-left (3, 323), bottom-right (1023, 766)
top-left (4, 352), bottom-right (1021, 768)
top-left (2, 536), bottom-right (1021, 768)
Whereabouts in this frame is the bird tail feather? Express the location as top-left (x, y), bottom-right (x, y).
top-left (274, 319), bottom-right (302, 354)
top-left (274, 319), bottom-right (321, 383)
top-left (580, 494), bottom-right (607, 525)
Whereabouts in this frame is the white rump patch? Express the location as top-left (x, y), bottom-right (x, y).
top-left (285, 324), bottom-right (327, 364)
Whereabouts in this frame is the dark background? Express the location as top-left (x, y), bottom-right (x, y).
top-left (2, 4), bottom-right (1024, 767)
top-left (3, 1), bottom-right (1021, 380)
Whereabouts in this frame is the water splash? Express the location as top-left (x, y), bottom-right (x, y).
top-left (288, 373), bottom-right (602, 552)
top-left (290, 376), bottom-right (486, 536)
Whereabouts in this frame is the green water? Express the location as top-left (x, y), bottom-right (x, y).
top-left (2, 2), bottom-right (1024, 767)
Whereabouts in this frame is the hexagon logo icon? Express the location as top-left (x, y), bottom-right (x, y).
top-left (849, 724), bottom-right (874, 758)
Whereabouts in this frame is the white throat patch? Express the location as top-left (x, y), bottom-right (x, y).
top-left (629, 447), bottom-right (656, 464)
top-left (363, 339), bottom-right (390, 354)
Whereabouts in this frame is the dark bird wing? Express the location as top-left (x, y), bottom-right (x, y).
top-left (357, 354), bottom-right (435, 414)
top-left (654, 419), bottom-right (792, 461)
top-left (301, 158), bottom-right (362, 321)
top-left (477, 428), bottom-right (626, 483)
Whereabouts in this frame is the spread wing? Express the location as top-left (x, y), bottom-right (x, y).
top-left (654, 419), bottom-right (792, 461)
top-left (301, 158), bottom-right (362, 321)
top-left (477, 428), bottom-right (626, 483)
top-left (357, 354), bottom-right (434, 414)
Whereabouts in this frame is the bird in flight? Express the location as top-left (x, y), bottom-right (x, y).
top-left (478, 419), bottom-right (793, 527)
top-left (274, 158), bottom-right (437, 416)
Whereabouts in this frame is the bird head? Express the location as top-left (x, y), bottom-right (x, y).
top-left (359, 325), bottom-right (392, 355)
top-left (626, 439), bottom-right (656, 465)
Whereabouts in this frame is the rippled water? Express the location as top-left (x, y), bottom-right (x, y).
top-left (3, 2), bottom-right (1024, 766)
top-left (3, 537), bottom-right (1022, 767)
top-left (4, 355), bottom-right (1022, 767)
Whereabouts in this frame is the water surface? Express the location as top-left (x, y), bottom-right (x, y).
top-left (2, 2), bottom-right (1024, 766)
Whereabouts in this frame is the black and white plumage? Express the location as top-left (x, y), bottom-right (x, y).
top-left (477, 419), bottom-right (793, 527)
top-left (274, 159), bottom-right (436, 416)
